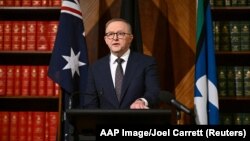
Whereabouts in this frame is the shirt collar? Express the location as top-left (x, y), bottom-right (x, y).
top-left (110, 49), bottom-right (130, 64)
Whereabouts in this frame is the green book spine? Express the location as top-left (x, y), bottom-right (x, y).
top-left (217, 66), bottom-right (228, 96)
top-left (224, 0), bottom-right (232, 6)
top-left (243, 66), bottom-right (250, 96)
top-left (214, 21), bottom-right (220, 51)
top-left (227, 66), bottom-right (235, 96)
top-left (210, 0), bottom-right (214, 7)
top-left (238, 0), bottom-right (248, 6)
top-left (240, 21), bottom-right (250, 51)
top-left (242, 113), bottom-right (250, 125)
top-left (220, 113), bottom-right (233, 125)
top-left (230, 21), bottom-right (241, 51)
top-left (220, 22), bottom-right (231, 51)
top-left (214, 0), bottom-right (225, 6)
top-left (234, 113), bottom-right (243, 125)
top-left (234, 66), bottom-right (244, 96)
top-left (231, 0), bottom-right (238, 6)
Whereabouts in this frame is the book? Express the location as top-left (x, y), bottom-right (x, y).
top-left (38, 66), bottom-right (46, 96)
top-left (30, 66), bottom-right (38, 96)
top-left (220, 22), bottom-right (231, 51)
top-left (21, 66), bottom-right (30, 96)
top-left (26, 21), bottom-right (37, 51)
top-left (37, 21), bottom-right (49, 51)
top-left (3, 21), bottom-right (12, 51)
top-left (9, 112), bottom-right (18, 141)
top-left (217, 66), bottom-right (227, 96)
top-left (0, 21), bottom-right (3, 50)
top-left (6, 66), bottom-right (14, 96)
top-left (229, 21), bottom-right (241, 51)
top-left (13, 66), bottom-right (21, 96)
top-left (18, 112), bottom-right (28, 141)
top-left (243, 66), bottom-right (250, 96)
top-left (240, 21), bottom-right (250, 51)
top-left (234, 66), bottom-right (244, 96)
top-left (227, 66), bottom-right (235, 96)
top-left (0, 66), bottom-right (6, 96)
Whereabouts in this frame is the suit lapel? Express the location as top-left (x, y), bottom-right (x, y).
top-left (120, 52), bottom-right (138, 101)
top-left (102, 56), bottom-right (120, 105)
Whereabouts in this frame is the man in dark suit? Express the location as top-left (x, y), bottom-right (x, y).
top-left (83, 18), bottom-right (160, 109)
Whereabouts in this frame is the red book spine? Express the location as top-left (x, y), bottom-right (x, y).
top-left (5, 0), bottom-right (14, 6)
top-left (45, 112), bottom-right (49, 141)
top-left (3, 21), bottom-right (12, 51)
top-left (9, 112), bottom-right (18, 141)
top-left (46, 67), bottom-right (54, 96)
top-left (37, 21), bottom-right (49, 51)
top-left (22, 0), bottom-right (32, 7)
top-left (21, 66), bottom-right (30, 96)
top-left (48, 112), bottom-right (58, 141)
top-left (18, 112), bottom-right (27, 141)
top-left (1, 112), bottom-right (10, 141)
top-left (30, 66), bottom-right (38, 96)
top-left (6, 66), bottom-right (15, 96)
top-left (14, 0), bottom-right (21, 6)
top-left (32, 112), bottom-right (45, 141)
top-left (0, 66), bottom-right (6, 96)
top-left (26, 21), bottom-right (37, 51)
top-left (20, 21), bottom-right (27, 51)
top-left (32, 0), bottom-right (42, 6)
top-left (14, 66), bottom-right (21, 96)
top-left (52, 0), bottom-right (61, 7)
top-left (54, 83), bottom-right (60, 97)
top-left (27, 112), bottom-right (33, 141)
top-left (41, 0), bottom-right (48, 6)
top-left (12, 21), bottom-right (21, 51)
top-left (0, 0), bottom-right (5, 6)
top-left (0, 21), bottom-right (3, 50)
top-left (48, 21), bottom-right (59, 51)
top-left (38, 66), bottom-right (46, 96)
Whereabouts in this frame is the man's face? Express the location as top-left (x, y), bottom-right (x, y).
top-left (104, 21), bottom-right (133, 56)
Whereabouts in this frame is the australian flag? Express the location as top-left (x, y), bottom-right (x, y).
top-left (48, 0), bottom-right (88, 107)
top-left (48, 0), bottom-right (88, 140)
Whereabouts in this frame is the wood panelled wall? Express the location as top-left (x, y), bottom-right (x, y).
top-left (81, 0), bottom-right (196, 124)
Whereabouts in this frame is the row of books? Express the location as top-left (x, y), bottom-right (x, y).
top-left (213, 21), bottom-right (250, 52)
top-left (217, 66), bottom-right (250, 97)
top-left (0, 21), bottom-right (59, 51)
top-left (220, 113), bottom-right (250, 125)
top-left (0, 65), bottom-right (60, 97)
top-left (210, 0), bottom-right (250, 7)
top-left (0, 111), bottom-right (58, 141)
top-left (0, 0), bottom-right (61, 7)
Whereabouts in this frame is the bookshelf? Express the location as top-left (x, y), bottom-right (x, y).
top-left (0, 6), bottom-right (61, 141)
top-left (212, 5), bottom-right (250, 124)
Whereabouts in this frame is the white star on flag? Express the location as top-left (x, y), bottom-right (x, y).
top-left (62, 48), bottom-right (86, 77)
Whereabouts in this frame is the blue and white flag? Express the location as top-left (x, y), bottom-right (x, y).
top-left (48, 0), bottom-right (88, 98)
top-left (194, 0), bottom-right (219, 125)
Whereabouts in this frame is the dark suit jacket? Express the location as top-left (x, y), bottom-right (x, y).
top-left (83, 52), bottom-right (160, 109)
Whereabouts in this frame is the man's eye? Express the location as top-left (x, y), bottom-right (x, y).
top-left (107, 33), bottom-right (114, 36)
top-left (118, 32), bottom-right (125, 36)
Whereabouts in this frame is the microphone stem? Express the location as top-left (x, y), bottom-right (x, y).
top-left (176, 110), bottom-right (181, 125)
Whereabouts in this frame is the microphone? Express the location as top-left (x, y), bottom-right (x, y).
top-left (159, 91), bottom-right (192, 115)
